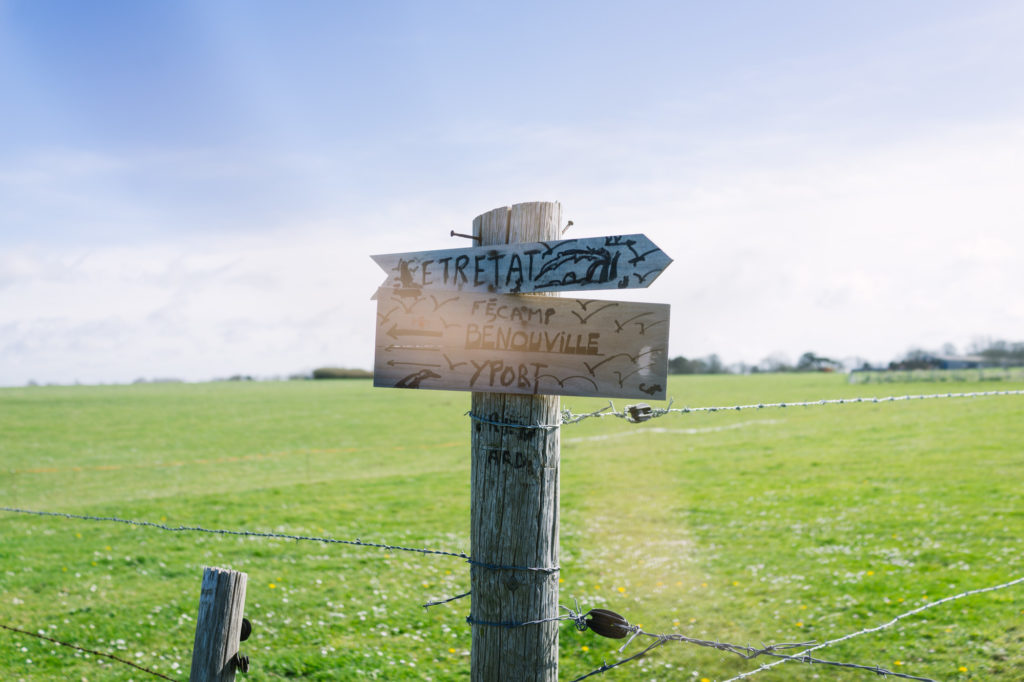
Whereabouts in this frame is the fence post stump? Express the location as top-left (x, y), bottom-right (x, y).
top-left (470, 201), bottom-right (561, 681)
top-left (189, 566), bottom-right (248, 682)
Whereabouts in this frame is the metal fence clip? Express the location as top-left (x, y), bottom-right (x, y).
top-left (625, 403), bottom-right (653, 423)
top-left (586, 609), bottom-right (631, 639)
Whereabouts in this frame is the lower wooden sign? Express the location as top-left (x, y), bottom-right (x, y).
top-left (373, 287), bottom-right (669, 400)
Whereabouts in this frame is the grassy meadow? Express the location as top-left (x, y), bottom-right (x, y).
top-left (1, 374), bottom-right (1023, 681)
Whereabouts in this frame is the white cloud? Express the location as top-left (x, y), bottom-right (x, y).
top-left (0, 223), bottom-right (383, 385)
top-left (2, 119), bottom-right (1021, 386)
top-left (633, 120), bottom-right (1024, 365)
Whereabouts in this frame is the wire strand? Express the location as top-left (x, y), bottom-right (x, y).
top-left (561, 389), bottom-right (1024, 424)
top-left (0, 506), bottom-right (558, 573)
top-left (722, 574), bottom-right (1024, 681)
top-left (0, 623), bottom-right (180, 681)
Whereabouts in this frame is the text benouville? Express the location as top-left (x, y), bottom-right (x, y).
top-left (465, 297), bottom-right (602, 356)
top-left (465, 325), bottom-right (600, 356)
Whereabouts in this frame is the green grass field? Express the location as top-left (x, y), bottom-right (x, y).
top-left (2, 374), bottom-right (1023, 681)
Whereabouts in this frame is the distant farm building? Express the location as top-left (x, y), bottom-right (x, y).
top-left (889, 354), bottom-right (988, 371)
top-left (929, 355), bottom-right (987, 370)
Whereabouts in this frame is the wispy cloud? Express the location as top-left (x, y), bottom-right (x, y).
top-left (3, 118), bottom-right (1021, 386)
top-left (0, 225), bottom-right (384, 385)
top-left (1, 2), bottom-right (1022, 385)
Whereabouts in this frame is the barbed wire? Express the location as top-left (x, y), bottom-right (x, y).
top-left (423, 590), bottom-right (471, 608)
top-left (0, 505), bottom-right (468, 557)
top-left (466, 411), bottom-right (561, 431)
top-left (0, 506), bottom-right (557, 574)
top-left (561, 389), bottom-right (1024, 424)
top-left (848, 367), bottom-right (1024, 385)
top-left (561, 574), bottom-right (1024, 681)
top-left (572, 636), bottom-right (934, 682)
top-left (448, 597), bottom-right (943, 680)
top-left (723, 574), bottom-right (1024, 681)
top-left (562, 606), bottom-right (937, 682)
top-left (7, 387), bottom-right (1023, 679)
top-left (467, 602), bottom-right (592, 630)
top-left (1, 623), bottom-right (180, 681)
top-left (466, 613), bottom-right (575, 629)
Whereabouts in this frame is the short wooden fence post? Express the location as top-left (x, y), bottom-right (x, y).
top-left (189, 566), bottom-right (248, 682)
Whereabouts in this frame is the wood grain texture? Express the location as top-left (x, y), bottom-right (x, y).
top-left (470, 202), bottom-right (560, 681)
top-left (372, 290), bottom-right (670, 400)
top-left (189, 566), bottom-right (247, 682)
top-left (371, 233), bottom-right (672, 294)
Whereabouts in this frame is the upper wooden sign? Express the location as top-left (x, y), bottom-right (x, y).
top-left (371, 234), bottom-right (672, 296)
top-left (373, 287), bottom-right (669, 400)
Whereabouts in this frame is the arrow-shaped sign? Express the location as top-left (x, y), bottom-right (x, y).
top-left (373, 287), bottom-right (670, 400)
top-left (371, 234), bottom-right (672, 296)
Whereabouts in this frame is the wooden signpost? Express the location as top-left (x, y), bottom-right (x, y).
top-left (372, 233), bottom-right (672, 295)
top-left (373, 289), bottom-right (670, 400)
top-left (370, 201), bottom-right (672, 681)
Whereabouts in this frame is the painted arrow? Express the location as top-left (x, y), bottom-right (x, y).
top-left (385, 323), bottom-right (443, 340)
top-left (387, 360), bottom-right (442, 368)
top-left (374, 288), bottom-right (670, 400)
top-left (371, 234), bottom-right (672, 296)
top-left (384, 344), bottom-right (440, 353)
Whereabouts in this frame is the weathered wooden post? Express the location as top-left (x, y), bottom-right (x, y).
top-left (469, 202), bottom-right (562, 681)
top-left (369, 202), bottom-right (672, 681)
top-left (189, 566), bottom-right (248, 682)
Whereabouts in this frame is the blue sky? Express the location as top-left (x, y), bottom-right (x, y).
top-left (1, 1), bottom-right (1022, 385)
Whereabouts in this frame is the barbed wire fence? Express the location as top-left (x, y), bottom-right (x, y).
top-left (3, 388), bottom-right (1023, 679)
top-left (720, 575), bottom-right (1024, 682)
top-left (0, 623), bottom-right (179, 681)
top-left (848, 367), bottom-right (1024, 385)
top-left (560, 389), bottom-right (1024, 424)
top-left (5, 504), bottom-right (1023, 681)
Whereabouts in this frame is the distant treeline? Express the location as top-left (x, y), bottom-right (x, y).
top-left (889, 340), bottom-right (1024, 371)
top-left (670, 339), bottom-right (1023, 375)
top-left (668, 351), bottom-right (842, 375)
top-left (113, 340), bottom-right (1024, 387)
top-left (958, 339), bottom-right (1023, 365)
top-left (310, 367), bottom-right (374, 380)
